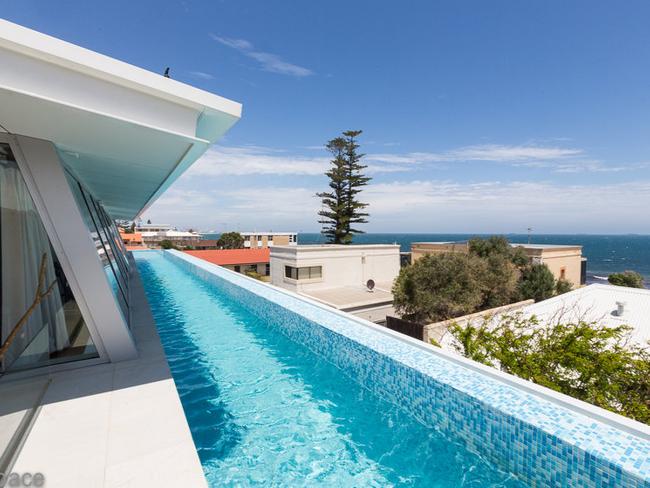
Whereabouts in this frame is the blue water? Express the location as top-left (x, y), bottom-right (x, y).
top-left (135, 251), bottom-right (524, 487)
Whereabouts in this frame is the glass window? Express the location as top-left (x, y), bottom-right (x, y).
top-left (284, 265), bottom-right (321, 280)
top-left (0, 143), bottom-right (98, 374)
top-left (64, 170), bottom-right (130, 323)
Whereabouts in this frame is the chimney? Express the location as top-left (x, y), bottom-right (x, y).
top-left (616, 301), bottom-right (626, 317)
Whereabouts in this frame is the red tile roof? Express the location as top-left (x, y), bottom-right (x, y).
top-left (184, 248), bottom-right (270, 266)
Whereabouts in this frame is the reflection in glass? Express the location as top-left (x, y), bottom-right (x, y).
top-left (64, 170), bottom-right (130, 324)
top-left (0, 143), bottom-right (97, 374)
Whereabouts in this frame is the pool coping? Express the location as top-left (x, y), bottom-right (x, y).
top-left (159, 249), bottom-right (650, 484)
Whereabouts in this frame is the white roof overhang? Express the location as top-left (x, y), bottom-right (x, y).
top-left (0, 19), bottom-right (241, 219)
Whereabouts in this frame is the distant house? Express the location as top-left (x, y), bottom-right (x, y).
top-left (242, 232), bottom-right (297, 248)
top-left (185, 248), bottom-right (270, 277)
top-left (411, 241), bottom-right (587, 287)
top-left (270, 244), bottom-right (400, 324)
top-left (135, 223), bottom-right (173, 233)
top-left (141, 229), bottom-right (201, 249)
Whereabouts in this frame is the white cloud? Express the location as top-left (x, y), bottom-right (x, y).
top-left (449, 144), bottom-right (583, 162)
top-left (188, 70), bottom-right (215, 80)
top-left (144, 179), bottom-right (650, 234)
top-left (367, 144), bottom-right (584, 165)
top-left (210, 34), bottom-right (313, 77)
top-left (184, 145), bottom-right (413, 177)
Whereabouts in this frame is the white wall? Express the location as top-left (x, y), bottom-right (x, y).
top-left (270, 245), bottom-right (400, 293)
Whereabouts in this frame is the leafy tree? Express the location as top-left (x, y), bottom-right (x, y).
top-left (509, 246), bottom-right (531, 268)
top-left (555, 278), bottom-right (573, 295)
top-left (317, 130), bottom-right (371, 244)
top-left (217, 232), bottom-right (244, 249)
top-left (392, 253), bottom-right (488, 323)
top-left (159, 239), bottom-right (176, 250)
top-left (608, 271), bottom-right (645, 289)
top-left (449, 314), bottom-right (650, 424)
top-left (518, 263), bottom-right (555, 302)
top-left (481, 254), bottom-right (519, 309)
top-left (468, 236), bottom-right (529, 268)
top-left (469, 236), bottom-right (511, 259)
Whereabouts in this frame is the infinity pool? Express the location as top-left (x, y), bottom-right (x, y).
top-left (135, 252), bottom-right (524, 487)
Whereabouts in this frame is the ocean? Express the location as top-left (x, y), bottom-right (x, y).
top-left (201, 233), bottom-right (650, 285)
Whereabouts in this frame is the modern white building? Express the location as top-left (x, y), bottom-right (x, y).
top-left (270, 244), bottom-right (401, 323)
top-left (516, 283), bottom-right (650, 349)
top-left (0, 19), bottom-right (240, 485)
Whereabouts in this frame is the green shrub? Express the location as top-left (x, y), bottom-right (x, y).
top-left (449, 313), bottom-right (650, 424)
top-left (608, 271), bottom-right (645, 289)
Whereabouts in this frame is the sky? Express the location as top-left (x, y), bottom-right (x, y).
top-left (4, 1), bottom-right (650, 234)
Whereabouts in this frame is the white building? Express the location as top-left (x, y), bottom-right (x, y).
top-left (517, 283), bottom-right (650, 349)
top-left (0, 19), bottom-right (240, 485)
top-left (135, 223), bottom-right (172, 233)
top-left (435, 283), bottom-right (650, 352)
top-left (141, 229), bottom-right (201, 248)
top-left (270, 244), bottom-right (401, 323)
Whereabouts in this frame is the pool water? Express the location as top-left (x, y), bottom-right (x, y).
top-left (136, 252), bottom-right (525, 487)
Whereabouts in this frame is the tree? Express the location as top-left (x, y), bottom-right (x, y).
top-left (481, 254), bottom-right (520, 309)
top-left (392, 253), bottom-right (488, 323)
top-left (342, 130), bottom-right (371, 240)
top-left (217, 232), bottom-right (244, 249)
top-left (316, 138), bottom-right (348, 244)
top-left (608, 271), bottom-right (645, 289)
top-left (317, 130), bottom-right (371, 244)
top-left (467, 236), bottom-right (522, 308)
top-left (159, 239), bottom-right (176, 250)
top-left (468, 236), bottom-right (529, 268)
top-left (555, 278), bottom-right (573, 295)
top-left (448, 313), bottom-right (650, 424)
top-left (518, 263), bottom-right (555, 302)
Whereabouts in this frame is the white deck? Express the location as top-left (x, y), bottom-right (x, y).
top-left (303, 282), bottom-right (394, 310)
top-left (6, 262), bottom-right (206, 487)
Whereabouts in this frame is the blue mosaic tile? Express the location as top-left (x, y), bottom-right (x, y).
top-left (165, 250), bottom-right (650, 488)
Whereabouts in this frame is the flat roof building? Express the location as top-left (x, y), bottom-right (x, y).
top-left (517, 283), bottom-right (650, 349)
top-left (270, 244), bottom-right (400, 323)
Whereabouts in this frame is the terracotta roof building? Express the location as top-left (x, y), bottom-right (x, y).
top-left (185, 248), bottom-right (270, 278)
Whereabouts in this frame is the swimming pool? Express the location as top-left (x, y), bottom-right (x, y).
top-left (134, 251), bottom-right (650, 487)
